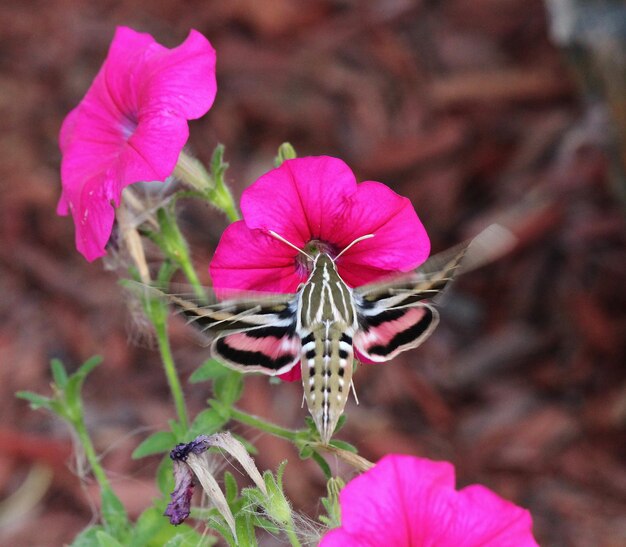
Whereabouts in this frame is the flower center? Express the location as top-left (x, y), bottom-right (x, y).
top-left (296, 239), bottom-right (338, 275)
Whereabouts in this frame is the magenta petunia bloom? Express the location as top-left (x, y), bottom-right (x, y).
top-left (58, 26), bottom-right (217, 261)
top-left (320, 454), bottom-right (539, 547)
top-left (210, 156), bottom-right (430, 381)
top-left (210, 156), bottom-right (429, 292)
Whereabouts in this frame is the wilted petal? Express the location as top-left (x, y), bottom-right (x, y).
top-left (164, 459), bottom-right (195, 525)
top-left (204, 432), bottom-right (266, 494)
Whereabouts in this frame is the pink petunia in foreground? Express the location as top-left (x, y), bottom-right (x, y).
top-left (320, 454), bottom-right (539, 547)
top-left (209, 156), bottom-right (430, 381)
top-left (58, 26), bottom-right (217, 261)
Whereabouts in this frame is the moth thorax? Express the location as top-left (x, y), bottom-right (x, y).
top-left (300, 321), bottom-right (354, 444)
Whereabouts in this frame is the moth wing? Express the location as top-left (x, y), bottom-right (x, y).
top-left (212, 323), bottom-right (301, 376)
top-left (169, 291), bottom-right (302, 374)
top-left (355, 224), bottom-right (514, 307)
top-left (126, 281), bottom-right (297, 335)
top-left (124, 280), bottom-right (301, 373)
top-left (354, 304), bottom-right (439, 362)
top-left (352, 225), bottom-right (514, 362)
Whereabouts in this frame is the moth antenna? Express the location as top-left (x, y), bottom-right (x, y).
top-left (350, 380), bottom-right (360, 405)
top-left (334, 234), bottom-right (375, 262)
top-left (267, 230), bottom-right (314, 261)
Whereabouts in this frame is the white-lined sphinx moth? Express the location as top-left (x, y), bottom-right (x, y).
top-left (154, 225), bottom-right (513, 444)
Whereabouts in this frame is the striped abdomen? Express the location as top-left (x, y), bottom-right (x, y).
top-left (297, 254), bottom-right (357, 444)
top-left (300, 325), bottom-right (354, 444)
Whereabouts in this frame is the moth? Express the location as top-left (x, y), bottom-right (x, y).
top-left (154, 225), bottom-right (513, 444)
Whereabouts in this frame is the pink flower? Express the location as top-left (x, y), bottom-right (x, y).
top-left (210, 155), bottom-right (429, 293)
top-left (58, 26), bottom-right (217, 261)
top-left (209, 156), bottom-right (430, 381)
top-left (321, 454), bottom-right (539, 547)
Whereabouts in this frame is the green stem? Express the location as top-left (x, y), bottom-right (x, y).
top-left (73, 416), bottom-right (111, 492)
top-left (153, 311), bottom-right (189, 431)
top-left (211, 181), bottom-right (240, 222)
top-left (284, 523), bottom-right (302, 547)
top-left (177, 249), bottom-right (208, 304)
top-left (229, 408), bottom-right (300, 441)
top-left (174, 151), bottom-right (240, 222)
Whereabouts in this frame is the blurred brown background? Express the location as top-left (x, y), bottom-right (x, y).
top-left (1, 0), bottom-right (625, 545)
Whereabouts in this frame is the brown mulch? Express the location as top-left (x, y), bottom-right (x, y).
top-left (1, 1), bottom-right (625, 545)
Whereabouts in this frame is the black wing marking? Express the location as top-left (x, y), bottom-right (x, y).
top-left (353, 304), bottom-right (439, 362)
top-left (212, 322), bottom-right (301, 376)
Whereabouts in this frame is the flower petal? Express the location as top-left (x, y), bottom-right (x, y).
top-left (447, 485), bottom-right (539, 546)
top-left (321, 455), bottom-right (455, 546)
top-left (210, 221), bottom-right (306, 294)
top-left (335, 181), bottom-right (430, 286)
top-left (240, 156), bottom-right (359, 247)
top-left (57, 26), bottom-right (217, 261)
top-left (138, 30), bottom-right (217, 120)
top-left (320, 454), bottom-right (539, 547)
top-left (69, 176), bottom-right (117, 262)
top-left (278, 363), bottom-right (301, 383)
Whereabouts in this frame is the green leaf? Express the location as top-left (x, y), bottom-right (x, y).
top-left (304, 416), bottom-right (317, 434)
top-left (310, 450), bottom-right (332, 479)
top-left (15, 391), bottom-right (53, 411)
top-left (156, 260), bottom-right (178, 287)
top-left (333, 414), bottom-right (347, 433)
top-left (156, 455), bottom-right (174, 497)
top-left (168, 419), bottom-right (187, 442)
top-left (101, 487), bottom-right (129, 536)
top-left (328, 440), bottom-right (358, 453)
top-left (234, 512), bottom-right (258, 547)
top-left (190, 359), bottom-right (227, 383)
top-left (299, 445), bottom-right (313, 459)
top-left (214, 371), bottom-right (243, 406)
top-left (96, 531), bottom-right (124, 547)
top-left (208, 399), bottom-right (232, 421)
top-left (187, 409), bottom-right (227, 440)
top-left (65, 356), bottom-right (103, 412)
top-left (224, 471), bottom-right (238, 505)
top-left (71, 526), bottom-right (105, 546)
top-left (273, 142), bottom-right (297, 167)
top-left (132, 431), bottom-right (177, 459)
top-left (163, 533), bottom-right (217, 547)
top-left (76, 355), bottom-right (104, 378)
top-left (50, 358), bottom-right (69, 389)
top-left (210, 144), bottom-right (228, 187)
top-left (130, 506), bottom-right (207, 547)
top-left (251, 515), bottom-right (281, 534)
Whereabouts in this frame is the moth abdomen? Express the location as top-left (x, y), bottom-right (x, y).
top-left (301, 321), bottom-right (354, 445)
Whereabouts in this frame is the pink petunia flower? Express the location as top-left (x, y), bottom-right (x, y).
top-left (210, 156), bottom-right (429, 292)
top-left (209, 156), bottom-right (430, 381)
top-left (58, 26), bottom-right (217, 261)
top-left (320, 454), bottom-right (539, 547)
